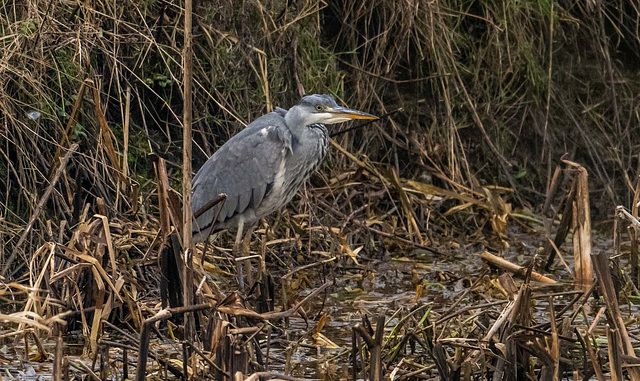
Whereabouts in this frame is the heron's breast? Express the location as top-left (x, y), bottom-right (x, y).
top-left (282, 135), bottom-right (328, 198)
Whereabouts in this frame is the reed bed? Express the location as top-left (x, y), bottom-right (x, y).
top-left (1, 0), bottom-right (640, 379)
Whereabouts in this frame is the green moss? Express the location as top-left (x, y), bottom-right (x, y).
top-left (18, 20), bottom-right (37, 37)
top-left (53, 47), bottom-right (82, 81)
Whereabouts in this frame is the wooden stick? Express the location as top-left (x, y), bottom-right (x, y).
top-left (481, 251), bottom-right (556, 283)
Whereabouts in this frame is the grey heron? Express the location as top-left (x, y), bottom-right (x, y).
top-left (191, 94), bottom-right (377, 289)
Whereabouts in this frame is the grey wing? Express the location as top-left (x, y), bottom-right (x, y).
top-left (191, 122), bottom-right (291, 239)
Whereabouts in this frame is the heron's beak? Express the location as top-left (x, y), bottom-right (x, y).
top-left (328, 106), bottom-right (378, 120)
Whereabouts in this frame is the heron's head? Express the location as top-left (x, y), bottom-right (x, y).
top-left (288, 94), bottom-right (378, 126)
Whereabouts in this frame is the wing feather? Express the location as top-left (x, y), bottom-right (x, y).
top-left (251, 182), bottom-right (267, 209)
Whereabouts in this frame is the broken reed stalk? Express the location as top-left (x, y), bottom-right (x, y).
top-left (465, 277), bottom-right (530, 366)
top-left (182, 342), bottom-right (189, 381)
top-left (569, 162), bottom-right (593, 288)
top-left (630, 224), bottom-right (639, 289)
top-left (543, 167), bottom-right (575, 270)
top-left (2, 143), bottom-right (79, 277)
top-left (220, 281), bottom-right (331, 320)
top-left (123, 349), bottom-right (128, 380)
top-left (183, 0), bottom-right (195, 357)
top-left (592, 251), bottom-right (640, 380)
top-left (547, 296), bottom-right (560, 381)
top-left (154, 156), bottom-right (172, 241)
top-left (351, 327), bottom-right (358, 381)
top-left (480, 251), bottom-right (556, 283)
top-left (583, 324), bottom-right (607, 381)
top-left (632, 179), bottom-right (640, 288)
top-left (49, 79), bottom-right (89, 177)
top-left (136, 282), bottom-right (330, 380)
top-left (122, 85), bottom-right (131, 181)
top-left (156, 155), bottom-right (186, 308)
top-left (100, 344), bottom-right (109, 380)
top-left (135, 304), bottom-right (211, 381)
top-left (243, 372), bottom-right (303, 381)
top-left (353, 315), bottom-right (385, 381)
top-left (607, 326), bottom-right (623, 381)
top-left (496, 274), bottom-right (532, 379)
top-left (615, 205), bottom-right (640, 288)
top-left (53, 326), bottom-right (63, 381)
top-left (542, 161), bottom-right (594, 285)
top-left (184, 341), bottom-right (228, 377)
top-left (90, 81), bottom-right (126, 185)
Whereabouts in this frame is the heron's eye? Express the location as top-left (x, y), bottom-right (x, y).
top-left (315, 104), bottom-right (324, 112)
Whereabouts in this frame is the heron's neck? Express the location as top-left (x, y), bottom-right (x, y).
top-left (307, 123), bottom-right (327, 133)
top-left (307, 123), bottom-right (329, 152)
top-left (306, 123), bottom-right (327, 130)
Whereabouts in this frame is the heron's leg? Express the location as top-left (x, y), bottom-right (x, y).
top-left (241, 223), bottom-right (256, 290)
top-left (234, 220), bottom-right (245, 291)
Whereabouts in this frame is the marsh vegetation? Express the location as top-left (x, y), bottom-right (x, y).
top-left (1, 0), bottom-right (640, 379)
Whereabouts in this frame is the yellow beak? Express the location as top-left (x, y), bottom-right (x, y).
top-left (328, 106), bottom-right (378, 120)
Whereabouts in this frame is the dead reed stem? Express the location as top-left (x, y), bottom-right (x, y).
top-left (481, 251), bottom-right (556, 283)
top-left (592, 251), bottom-right (640, 380)
top-left (182, 0), bottom-right (195, 356)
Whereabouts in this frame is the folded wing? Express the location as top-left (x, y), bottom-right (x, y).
top-left (191, 112), bottom-right (292, 240)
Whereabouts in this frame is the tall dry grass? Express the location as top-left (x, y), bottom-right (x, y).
top-left (0, 0), bottom-right (638, 313)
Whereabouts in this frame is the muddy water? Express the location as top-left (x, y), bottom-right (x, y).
top-left (1, 226), bottom-right (637, 380)
top-left (266, 225), bottom-right (638, 380)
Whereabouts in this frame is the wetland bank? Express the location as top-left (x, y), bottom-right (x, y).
top-left (1, 0), bottom-right (640, 380)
